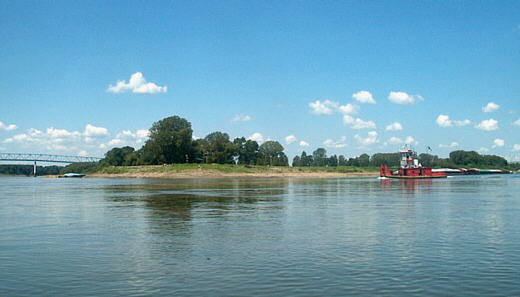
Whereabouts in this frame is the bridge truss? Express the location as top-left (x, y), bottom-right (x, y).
top-left (0, 153), bottom-right (102, 163)
top-left (0, 153), bottom-right (102, 176)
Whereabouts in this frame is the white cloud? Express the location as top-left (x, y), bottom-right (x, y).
top-left (248, 132), bottom-right (264, 143)
top-left (513, 144), bottom-right (520, 151)
top-left (492, 138), bottom-right (505, 148)
top-left (439, 142), bottom-right (460, 148)
top-left (4, 127), bottom-right (83, 151)
top-left (404, 136), bottom-right (416, 145)
top-left (299, 140), bottom-right (310, 147)
top-left (482, 102), bottom-right (500, 113)
top-left (0, 121), bottom-right (17, 131)
top-left (388, 91), bottom-right (423, 105)
top-left (478, 147), bottom-right (490, 153)
top-left (454, 119), bottom-right (471, 126)
top-left (84, 124), bottom-right (109, 137)
top-left (309, 100), bottom-right (339, 115)
top-left (513, 119), bottom-right (520, 127)
top-left (343, 115), bottom-right (376, 129)
top-left (354, 131), bottom-right (378, 146)
top-left (436, 115), bottom-right (452, 127)
top-left (3, 125), bottom-right (148, 156)
top-left (232, 115), bottom-right (253, 122)
top-left (107, 72), bottom-right (167, 94)
top-left (388, 137), bottom-right (403, 145)
top-left (323, 136), bottom-right (347, 148)
top-left (106, 129), bottom-right (149, 147)
top-left (108, 138), bottom-right (122, 146)
top-left (352, 90), bottom-right (376, 104)
top-left (78, 150), bottom-right (88, 157)
top-left (285, 135), bottom-right (297, 144)
top-left (436, 115), bottom-right (471, 127)
top-left (385, 122), bottom-right (403, 131)
top-left (475, 119), bottom-right (499, 131)
top-left (135, 129), bottom-right (149, 139)
top-left (309, 100), bottom-right (358, 116)
top-left (338, 103), bottom-right (358, 115)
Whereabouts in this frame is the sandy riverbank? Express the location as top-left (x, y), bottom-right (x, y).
top-left (89, 165), bottom-right (379, 179)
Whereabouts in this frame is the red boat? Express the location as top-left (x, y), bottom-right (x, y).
top-left (380, 149), bottom-right (447, 179)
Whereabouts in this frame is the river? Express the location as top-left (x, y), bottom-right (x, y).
top-left (1, 175), bottom-right (519, 296)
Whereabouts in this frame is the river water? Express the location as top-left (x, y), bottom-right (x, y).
top-left (1, 175), bottom-right (520, 296)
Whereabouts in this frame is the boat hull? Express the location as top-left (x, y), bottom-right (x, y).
top-left (380, 164), bottom-right (447, 179)
top-left (381, 174), bottom-right (447, 179)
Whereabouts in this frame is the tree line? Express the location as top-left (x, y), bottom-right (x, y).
top-left (100, 115), bottom-right (518, 170)
top-left (419, 150), bottom-right (514, 169)
top-left (102, 116), bottom-right (289, 167)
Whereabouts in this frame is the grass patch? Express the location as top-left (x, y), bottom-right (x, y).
top-left (96, 164), bottom-right (379, 175)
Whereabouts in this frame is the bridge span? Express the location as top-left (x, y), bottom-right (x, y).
top-left (0, 153), bottom-right (102, 176)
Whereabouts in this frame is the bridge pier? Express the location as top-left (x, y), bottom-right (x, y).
top-left (33, 161), bottom-right (37, 177)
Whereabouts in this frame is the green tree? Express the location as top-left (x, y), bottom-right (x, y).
top-left (203, 132), bottom-right (235, 164)
top-left (370, 153), bottom-right (400, 167)
top-left (292, 155), bottom-right (301, 167)
top-left (418, 153), bottom-right (438, 167)
top-left (141, 116), bottom-right (193, 164)
top-left (103, 146), bottom-right (136, 166)
top-left (338, 155), bottom-right (347, 166)
top-left (234, 137), bottom-right (259, 165)
top-left (327, 154), bottom-right (338, 167)
top-left (358, 153), bottom-right (370, 167)
top-left (190, 138), bottom-right (207, 163)
top-left (299, 151), bottom-right (313, 167)
top-left (347, 153), bottom-right (370, 167)
top-left (312, 148), bottom-right (327, 166)
top-left (258, 141), bottom-right (288, 166)
top-left (60, 162), bottom-right (99, 174)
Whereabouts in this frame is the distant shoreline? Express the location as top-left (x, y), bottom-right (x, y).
top-left (88, 164), bottom-right (380, 179)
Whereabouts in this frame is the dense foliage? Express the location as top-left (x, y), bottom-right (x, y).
top-left (60, 162), bottom-right (99, 174)
top-left (141, 116), bottom-right (193, 164)
top-left (99, 116), bottom-right (288, 167)
top-left (292, 149), bottom-right (372, 167)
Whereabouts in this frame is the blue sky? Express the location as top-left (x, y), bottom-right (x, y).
top-left (1, 1), bottom-right (519, 161)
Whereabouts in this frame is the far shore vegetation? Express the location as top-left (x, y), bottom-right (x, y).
top-left (1, 115), bottom-right (519, 176)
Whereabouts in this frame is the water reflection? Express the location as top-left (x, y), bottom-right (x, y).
top-left (2, 176), bottom-right (520, 296)
top-left (102, 179), bottom-right (293, 237)
top-left (379, 178), bottom-right (434, 195)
